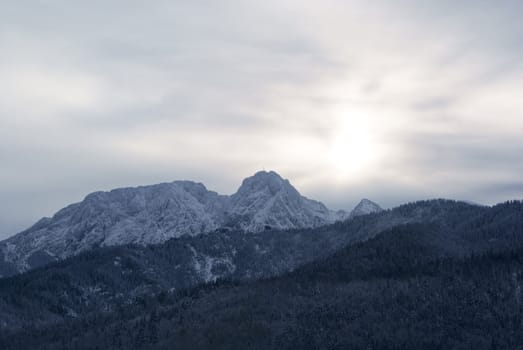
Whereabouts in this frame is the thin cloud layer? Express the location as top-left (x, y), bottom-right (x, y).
top-left (1, 0), bottom-right (522, 238)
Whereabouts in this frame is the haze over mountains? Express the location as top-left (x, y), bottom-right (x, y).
top-left (0, 171), bottom-right (382, 276)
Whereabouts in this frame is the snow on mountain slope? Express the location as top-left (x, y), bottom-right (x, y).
top-left (349, 199), bottom-right (383, 218)
top-left (228, 171), bottom-right (344, 231)
top-left (0, 171), bottom-right (369, 275)
top-left (1, 181), bottom-right (228, 273)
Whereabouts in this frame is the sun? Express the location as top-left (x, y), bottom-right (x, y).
top-left (326, 109), bottom-right (377, 180)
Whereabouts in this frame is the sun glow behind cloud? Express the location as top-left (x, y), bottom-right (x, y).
top-left (326, 107), bottom-right (379, 182)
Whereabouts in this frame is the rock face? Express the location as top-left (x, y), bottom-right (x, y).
top-left (0, 171), bottom-right (379, 274)
top-left (227, 171), bottom-right (346, 232)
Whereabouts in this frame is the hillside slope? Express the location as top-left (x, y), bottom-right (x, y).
top-left (1, 200), bottom-right (522, 349)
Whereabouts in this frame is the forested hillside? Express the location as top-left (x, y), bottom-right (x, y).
top-left (0, 200), bottom-right (522, 349)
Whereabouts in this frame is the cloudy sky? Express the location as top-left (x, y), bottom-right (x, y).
top-left (1, 0), bottom-right (523, 239)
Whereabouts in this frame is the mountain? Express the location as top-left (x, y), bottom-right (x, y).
top-left (0, 171), bottom-right (369, 276)
top-left (349, 198), bottom-right (383, 218)
top-left (0, 181), bottom-right (228, 276)
top-left (0, 199), bottom-right (511, 331)
top-left (1, 200), bottom-right (522, 349)
top-left (228, 171), bottom-right (347, 231)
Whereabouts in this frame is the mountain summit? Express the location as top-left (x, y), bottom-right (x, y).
top-left (350, 199), bottom-right (383, 218)
top-left (229, 171), bottom-right (342, 232)
top-left (0, 171), bottom-right (381, 274)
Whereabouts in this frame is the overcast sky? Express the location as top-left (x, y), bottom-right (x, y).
top-left (1, 0), bottom-right (523, 239)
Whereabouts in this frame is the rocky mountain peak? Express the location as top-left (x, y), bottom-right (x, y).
top-left (350, 198), bottom-right (383, 218)
top-left (234, 170), bottom-right (295, 197)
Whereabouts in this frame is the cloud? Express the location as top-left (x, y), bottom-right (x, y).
top-left (1, 1), bottom-right (523, 238)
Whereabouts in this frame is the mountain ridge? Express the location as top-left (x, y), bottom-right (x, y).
top-left (0, 199), bottom-right (521, 337)
top-left (0, 171), bottom-right (381, 275)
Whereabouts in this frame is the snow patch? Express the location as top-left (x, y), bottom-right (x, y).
top-left (188, 244), bottom-right (235, 282)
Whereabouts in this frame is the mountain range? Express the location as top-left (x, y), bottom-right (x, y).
top-left (0, 170), bottom-right (382, 276)
top-left (1, 199), bottom-right (522, 349)
top-left (4, 170), bottom-right (521, 348)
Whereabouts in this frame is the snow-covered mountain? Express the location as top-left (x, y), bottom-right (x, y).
top-left (227, 171), bottom-right (346, 231)
top-left (350, 198), bottom-right (383, 218)
top-left (0, 171), bottom-right (382, 275)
